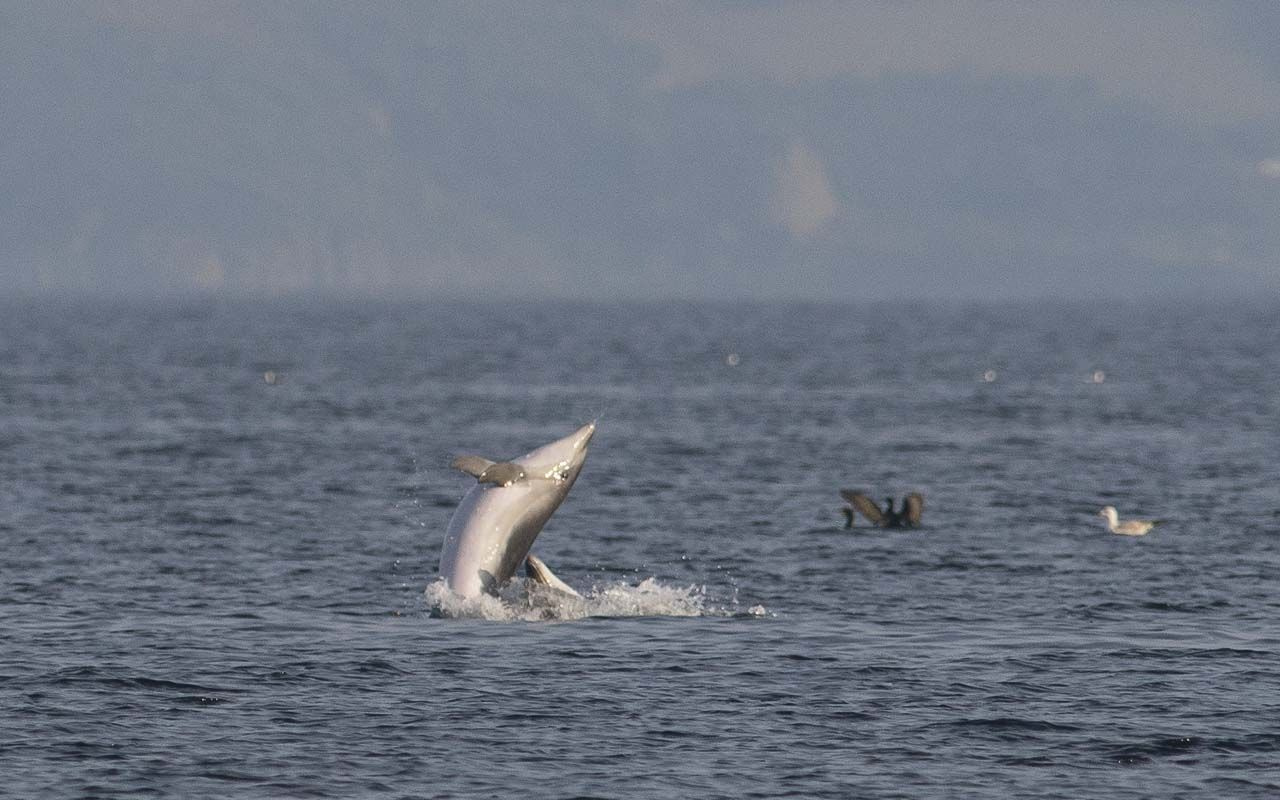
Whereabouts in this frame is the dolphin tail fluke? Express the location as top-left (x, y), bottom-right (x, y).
top-left (524, 554), bottom-right (581, 597)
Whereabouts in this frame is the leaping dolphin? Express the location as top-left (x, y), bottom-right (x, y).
top-left (438, 422), bottom-right (595, 598)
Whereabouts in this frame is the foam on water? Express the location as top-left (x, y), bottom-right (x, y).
top-left (424, 577), bottom-right (764, 621)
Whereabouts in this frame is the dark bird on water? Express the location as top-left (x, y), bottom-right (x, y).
top-left (840, 490), bottom-right (924, 529)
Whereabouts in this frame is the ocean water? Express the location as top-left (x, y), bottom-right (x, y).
top-left (1, 297), bottom-right (1278, 798)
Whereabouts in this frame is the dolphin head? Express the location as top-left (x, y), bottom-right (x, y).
top-left (517, 421), bottom-right (595, 483)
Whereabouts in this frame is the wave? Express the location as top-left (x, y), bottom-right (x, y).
top-left (424, 577), bottom-right (768, 622)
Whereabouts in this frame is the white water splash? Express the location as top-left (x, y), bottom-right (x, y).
top-left (425, 577), bottom-right (766, 622)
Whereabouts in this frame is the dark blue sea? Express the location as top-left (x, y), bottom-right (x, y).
top-left (2, 297), bottom-right (1278, 798)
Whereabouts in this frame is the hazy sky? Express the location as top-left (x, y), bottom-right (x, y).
top-left (4, 2), bottom-right (1280, 300)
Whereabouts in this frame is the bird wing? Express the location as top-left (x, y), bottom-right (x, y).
top-left (1118, 519), bottom-right (1157, 535)
top-left (904, 493), bottom-right (924, 526)
top-left (840, 490), bottom-right (884, 525)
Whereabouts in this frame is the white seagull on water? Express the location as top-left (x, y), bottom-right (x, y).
top-left (1098, 506), bottom-right (1162, 536)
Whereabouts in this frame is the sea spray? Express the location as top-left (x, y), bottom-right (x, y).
top-left (425, 577), bottom-right (762, 621)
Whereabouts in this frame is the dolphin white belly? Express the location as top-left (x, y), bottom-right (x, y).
top-left (438, 422), bottom-right (594, 598)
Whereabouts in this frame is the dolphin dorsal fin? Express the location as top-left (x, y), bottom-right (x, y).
top-left (451, 455), bottom-right (495, 478)
top-left (477, 462), bottom-right (526, 487)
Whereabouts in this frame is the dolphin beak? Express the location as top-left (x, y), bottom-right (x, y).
top-left (574, 421), bottom-right (596, 450)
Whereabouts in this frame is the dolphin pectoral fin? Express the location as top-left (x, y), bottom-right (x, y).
top-left (451, 455), bottom-right (525, 486)
top-left (477, 462), bottom-right (526, 487)
top-left (478, 569), bottom-right (500, 596)
top-left (524, 554), bottom-right (581, 597)
top-left (451, 455), bottom-right (495, 478)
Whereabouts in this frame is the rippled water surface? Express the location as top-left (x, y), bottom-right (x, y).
top-left (2, 298), bottom-right (1278, 798)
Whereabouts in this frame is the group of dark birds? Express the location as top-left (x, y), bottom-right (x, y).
top-left (839, 490), bottom-right (924, 529)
